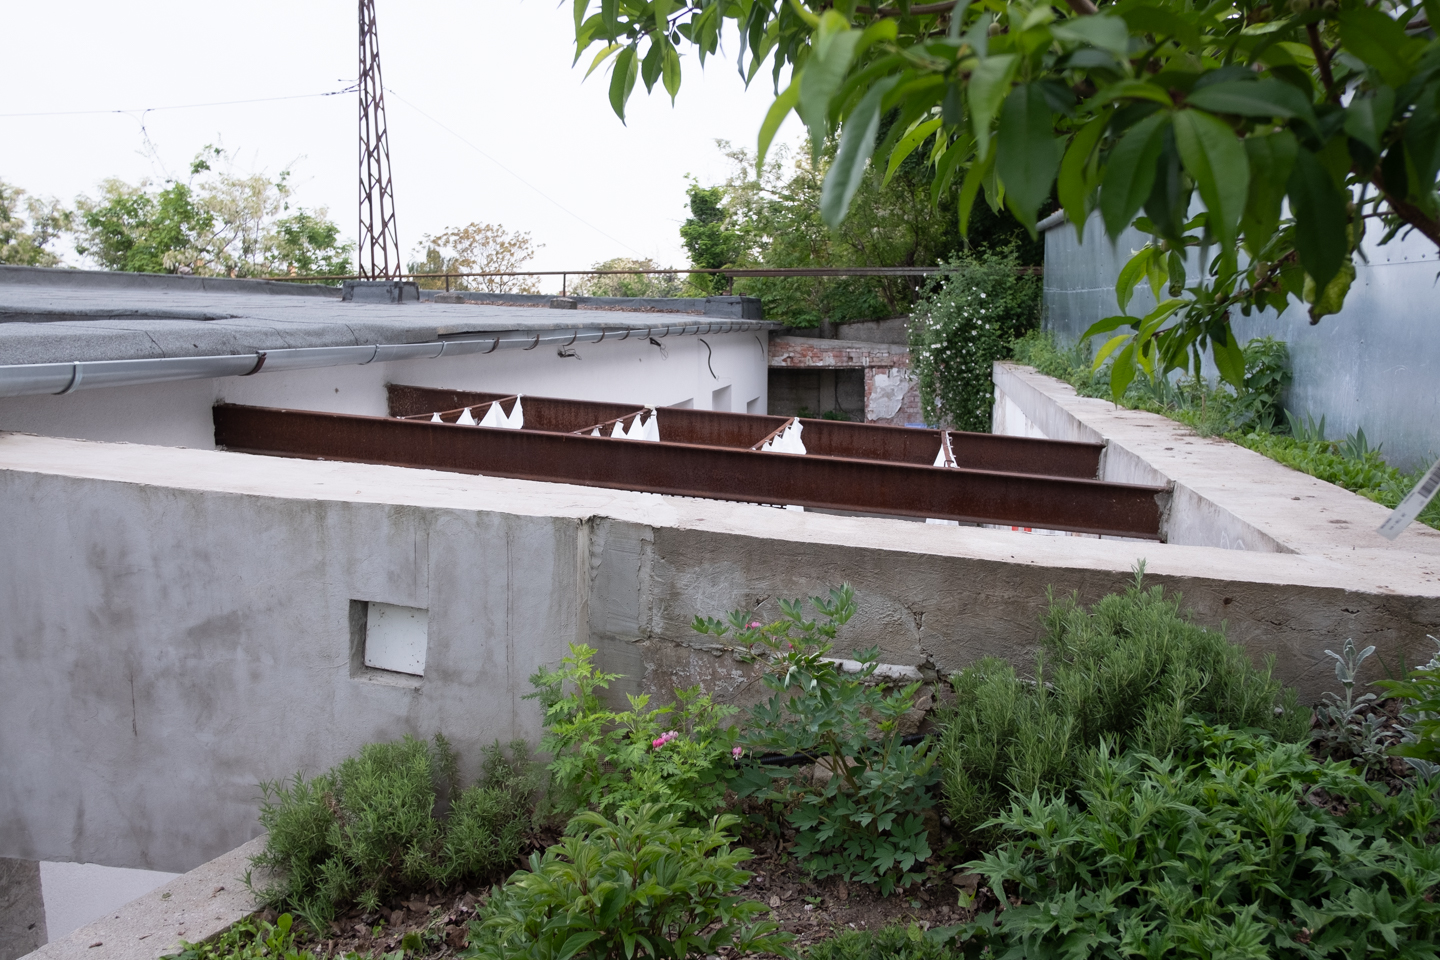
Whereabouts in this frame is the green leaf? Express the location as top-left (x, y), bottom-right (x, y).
top-left (1087, 79), bottom-right (1174, 109)
top-left (1094, 333), bottom-right (1133, 368)
top-left (1343, 87), bottom-right (1394, 156)
top-left (1050, 14), bottom-right (1131, 56)
top-left (821, 77), bottom-right (901, 229)
top-left (609, 45), bottom-right (639, 122)
top-left (1100, 111), bottom-right (1170, 238)
top-left (967, 54), bottom-right (1018, 160)
top-left (1115, 245), bottom-right (1153, 315)
top-left (1109, 341), bottom-right (1139, 397)
top-left (798, 12), bottom-right (861, 150)
top-left (1172, 109), bottom-right (1249, 247)
top-left (956, 147), bottom-right (995, 238)
top-left (1240, 130), bottom-right (1297, 255)
top-left (1080, 315), bottom-right (1133, 340)
top-left (884, 117), bottom-right (943, 187)
top-left (1184, 79), bottom-right (1317, 131)
top-left (1058, 110), bottom-right (1110, 240)
top-left (661, 54), bottom-right (683, 106)
top-left (996, 83), bottom-right (1062, 236)
top-left (584, 42), bottom-right (622, 80)
top-left (559, 931), bottom-right (604, 960)
top-left (1338, 6), bottom-right (1418, 87)
top-left (1288, 147), bottom-right (1349, 292)
top-left (1303, 255), bottom-right (1356, 321)
top-left (1212, 327), bottom-right (1245, 390)
top-left (757, 81), bottom-right (801, 171)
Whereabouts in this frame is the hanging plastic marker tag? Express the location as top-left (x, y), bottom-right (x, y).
top-left (1378, 456), bottom-right (1440, 540)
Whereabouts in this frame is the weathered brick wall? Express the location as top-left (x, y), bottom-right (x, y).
top-left (769, 336), bottom-right (922, 425)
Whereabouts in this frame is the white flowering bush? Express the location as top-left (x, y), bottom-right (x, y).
top-left (908, 250), bottom-right (1041, 432)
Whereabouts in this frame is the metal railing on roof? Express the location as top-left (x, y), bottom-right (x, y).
top-left (264, 264), bottom-right (1043, 295)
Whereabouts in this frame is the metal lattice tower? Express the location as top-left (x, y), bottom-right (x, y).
top-left (358, 0), bottom-right (399, 279)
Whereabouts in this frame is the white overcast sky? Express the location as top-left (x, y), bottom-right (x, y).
top-left (0, 0), bottom-right (799, 286)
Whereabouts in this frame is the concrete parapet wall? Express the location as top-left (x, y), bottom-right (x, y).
top-left (3, 431), bottom-right (1438, 875)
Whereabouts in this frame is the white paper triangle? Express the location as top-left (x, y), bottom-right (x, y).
top-left (503, 396), bottom-right (525, 429)
top-left (933, 444), bottom-right (947, 467)
top-left (641, 411), bottom-right (659, 442)
top-left (477, 403), bottom-right (504, 428)
top-left (610, 419), bottom-right (626, 438)
top-left (430, 412), bottom-right (442, 423)
top-left (457, 407), bottom-right (477, 426)
top-left (590, 427), bottom-right (601, 437)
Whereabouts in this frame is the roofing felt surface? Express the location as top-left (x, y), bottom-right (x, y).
top-left (0, 265), bottom-right (717, 365)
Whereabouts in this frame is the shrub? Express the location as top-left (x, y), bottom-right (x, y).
top-left (939, 566), bottom-right (1305, 836)
top-left (908, 248), bottom-right (1042, 431)
top-left (694, 585), bottom-right (939, 895)
top-left (250, 735), bottom-right (539, 926)
top-left (949, 723), bottom-right (1440, 959)
top-left (467, 805), bottom-right (794, 960)
top-left (527, 645), bottom-right (738, 821)
top-left (166, 914), bottom-right (316, 960)
top-left (803, 923), bottom-right (963, 960)
top-left (1379, 636), bottom-right (1440, 774)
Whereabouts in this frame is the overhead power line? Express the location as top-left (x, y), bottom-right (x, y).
top-left (0, 88), bottom-right (356, 119)
top-left (382, 86), bottom-right (644, 256)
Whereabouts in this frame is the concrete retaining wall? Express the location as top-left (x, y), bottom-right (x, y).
top-left (3, 425), bottom-right (1439, 876)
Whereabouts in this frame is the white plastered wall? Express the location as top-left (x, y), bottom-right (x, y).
top-left (0, 331), bottom-right (768, 449)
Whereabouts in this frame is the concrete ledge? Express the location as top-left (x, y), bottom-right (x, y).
top-left (21, 839), bottom-right (264, 960)
top-left (992, 361), bottom-right (1440, 556)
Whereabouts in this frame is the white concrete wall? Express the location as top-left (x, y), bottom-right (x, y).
top-left (0, 330), bottom-right (767, 449)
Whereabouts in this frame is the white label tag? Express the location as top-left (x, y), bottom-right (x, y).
top-left (1379, 456), bottom-right (1440, 540)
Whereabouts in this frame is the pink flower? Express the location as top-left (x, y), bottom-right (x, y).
top-left (747, 620), bottom-right (762, 629)
top-left (652, 730), bottom-right (679, 749)
top-left (732, 746), bottom-right (744, 759)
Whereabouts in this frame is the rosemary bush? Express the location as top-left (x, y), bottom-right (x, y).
top-left (939, 566), bottom-right (1305, 837)
top-left (250, 735), bottom-right (540, 926)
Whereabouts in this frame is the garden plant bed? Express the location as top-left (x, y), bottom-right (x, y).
top-left (214, 578), bottom-right (1440, 960)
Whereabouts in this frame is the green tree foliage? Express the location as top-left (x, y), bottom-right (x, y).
top-left (408, 222), bottom-right (542, 293)
top-left (0, 179), bottom-right (69, 267)
top-left (939, 566), bottom-right (1305, 838)
top-left (679, 181), bottom-right (742, 294)
top-left (571, 256), bottom-right (685, 297)
top-left (696, 139), bottom-right (1038, 327)
top-left (75, 148), bottom-right (352, 278)
top-left (572, 0), bottom-right (1440, 395)
top-left (908, 248), bottom-right (1042, 430)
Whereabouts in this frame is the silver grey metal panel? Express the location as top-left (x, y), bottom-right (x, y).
top-left (1043, 213), bottom-right (1440, 471)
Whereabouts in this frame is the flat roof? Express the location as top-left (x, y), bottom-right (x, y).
top-left (0, 265), bottom-right (739, 365)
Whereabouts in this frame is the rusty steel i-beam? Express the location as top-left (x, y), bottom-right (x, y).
top-left (213, 403), bottom-right (1170, 539)
top-left (385, 385), bottom-right (1109, 480)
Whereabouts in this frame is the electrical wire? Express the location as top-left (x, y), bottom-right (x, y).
top-left (0, 87), bottom-right (356, 119)
top-left (382, 85), bottom-right (643, 256)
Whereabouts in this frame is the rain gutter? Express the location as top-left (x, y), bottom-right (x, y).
top-left (0, 319), bottom-right (768, 399)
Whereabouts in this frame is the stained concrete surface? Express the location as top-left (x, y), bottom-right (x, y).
top-left (3, 412), bottom-right (1439, 873)
top-left (1, 859), bottom-right (46, 960)
top-left (38, 864), bottom-right (178, 944)
top-left (21, 840), bottom-right (264, 960)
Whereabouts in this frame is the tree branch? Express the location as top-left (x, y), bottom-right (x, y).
top-left (1306, 22), bottom-right (1337, 100)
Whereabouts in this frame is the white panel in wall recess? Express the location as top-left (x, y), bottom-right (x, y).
top-left (711, 385), bottom-right (732, 412)
top-left (364, 602), bottom-right (429, 676)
